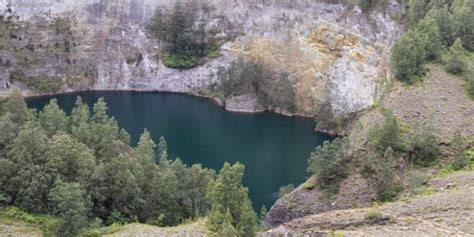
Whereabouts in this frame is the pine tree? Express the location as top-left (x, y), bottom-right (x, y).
top-left (444, 38), bottom-right (466, 75)
top-left (451, 130), bottom-right (468, 170)
top-left (158, 136), bottom-right (169, 167)
top-left (71, 97), bottom-right (93, 146)
top-left (416, 17), bottom-right (443, 60)
top-left (48, 180), bottom-right (91, 237)
top-left (46, 132), bottom-right (96, 187)
top-left (391, 29), bottom-right (427, 82)
top-left (369, 111), bottom-right (404, 152)
top-left (207, 162), bottom-right (257, 237)
top-left (137, 129), bottom-right (156, 162)
top-left (2, 91), bottom-right (34, 125)
top-left (452, 0), bottom-right (474, 50)
top-left (39, 99), bottom-right (69, 137)
top-left (307, 138), bottom-right (350, 195)
top-left (259, 205), bottom-right (268, 230)
top-left (426, 6), bottom-right (455, 45)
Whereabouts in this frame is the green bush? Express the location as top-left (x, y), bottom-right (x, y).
top-left (9, 70), bottom-right (62, 93)
top-left (163, 53), bottom-right (199, 69)
top-left (278, 184), bottom-right (295, 198)
top-left (308, 137), bottom-right (350, 196)
top-left (149, 1), bottom-right (220, 69)
top-left (391, 30), bottom-right (427, 83)
top-left (368, 111), bottom-right (404, 152)
top-left (468, 76), bottom-right (474, 98)
top-left (450, 131), bottom-right (469, 170)
top-left (409, 123), bottom-right (441, 166)
top-left (444, 38), bottom-right (466, 75)
top-left (218, 58), bottom-right (296, 111)
top-left (363, 210), bottom-right (385, 224)
top-left (362, 147), bottom-right (403, 202)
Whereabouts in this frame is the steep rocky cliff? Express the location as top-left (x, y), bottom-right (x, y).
top-left (0, 0), bottom-right (402, 116)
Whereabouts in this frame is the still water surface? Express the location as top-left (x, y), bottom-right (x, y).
top-left (27, 91), bottom-right (332, 210)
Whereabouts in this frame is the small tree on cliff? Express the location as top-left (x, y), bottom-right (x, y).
top-left (307, 137), bottom-right (350, 195)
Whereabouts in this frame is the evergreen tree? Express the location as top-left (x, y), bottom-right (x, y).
top-left (259, 205), bottom-right (268, 230)
top-left (451, 130), bottom-right (468, 170)
top-left (7, 123), bottom-right (52, 212)
top-left (376, 147), bottom-right (402, 201)
top-left (137, 129), bottom-right (156, 162)
top-left (416, 17), bottom-right (444, 60)
top-left (183, 164), bottom-right (215, 217)
top-left (307, 137), bottom-right (350, 195)
top-left (46, 132), bottom-right (96, 187)
top-left (0, 113), bottom-right (18, 152)
top-left (48, 180), bottom-right (91, 237)
top-left (444, 38), bottom-right (466, 74)
top-left (410, 122), bottom-right (441, 166)
top-left (408, 0), bottom-right (429, 25)
top-left (38, 99), bottom-right (69, 137)
top-left (158, 136), bottom-right (169, 167)
top-left (2, 91), bottom-right (34, 125)
top-left (452, 0), bottom-right (474, 50)
top-left (369, 111), bottom-right (404, 152)
top-left (71, 97), bottom-right (93, 147)
top-left (207, 162), bottom-right (257, 237)
top-left (426, 6), bottom-right (455, 45)
top-left (391, 30), bottom-right (427, 82)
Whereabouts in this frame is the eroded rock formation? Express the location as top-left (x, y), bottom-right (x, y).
top-left (0, 0), bottom-right (402, 116)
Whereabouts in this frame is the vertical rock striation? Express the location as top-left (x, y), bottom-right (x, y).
top-left (0, 0), bottom-right (402, 116)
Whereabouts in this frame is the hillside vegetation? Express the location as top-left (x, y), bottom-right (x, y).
top-left (0, 92), bottom-right (258, 236)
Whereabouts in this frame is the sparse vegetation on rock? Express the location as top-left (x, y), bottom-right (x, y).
top-left (307, 137), bottom-right (350, 196)
top-left (217, 58), bottom-right (296, 113)
top-left (149, 1), bottom-right (220, 69)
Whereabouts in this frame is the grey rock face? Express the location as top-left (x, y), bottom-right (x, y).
top-left (0, 0), bottom-right (402, 116)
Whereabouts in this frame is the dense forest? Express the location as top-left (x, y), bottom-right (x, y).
top-left (0, 92), bottom-right (257, 236)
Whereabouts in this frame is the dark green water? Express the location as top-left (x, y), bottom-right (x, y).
top-left (26, 91), bottom-right (332, 210)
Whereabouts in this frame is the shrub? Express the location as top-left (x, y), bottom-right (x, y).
top-left (218, 58), bottom-right (296, 111)
top-left (391, 30), bottom-right (427, 83)
top-left (308, 137), bottom-right (350, 195)
top-left (278, 184), bottom-right (295, 198)
top-left (368, 111), bottom-right (404, 152)
top-left (364, 210), bottom-right (384, 224)
top-left (416, 17), bottom-right (444, 61)
top-left (450, 131), bottom-right (469, 170)
top-left (163, 53), bottom-right (199, 69)
top-left (362, 147), bottom-right (403, 202)
top-left (409, 123), bottom-right (441, 166)
top-left (452, 0), bottom-right (474, 51)
top-left (426, 6), bottom-right (455, 45)
top-left (468, 76), bottom-right (474, 98)
top-left (444, 38), bottom-right (466, 75)
top-left (9, 70), bottom-right (62, 93)
top-left (149, 1), bottom-right (220, 69)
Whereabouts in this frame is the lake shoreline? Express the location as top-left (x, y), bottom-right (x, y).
top-left (26, 91), bottom-right (335, 210)
top-left (18, 88), bottom-right (323, 127)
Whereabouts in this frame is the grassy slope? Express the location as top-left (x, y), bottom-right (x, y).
top-left (0, 210), bottom-right (208, 237)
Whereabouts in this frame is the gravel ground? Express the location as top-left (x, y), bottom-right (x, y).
top-left (264, 171), bottom-right (474, 237)
top-left (384, 65), bottom-right (474, 141)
